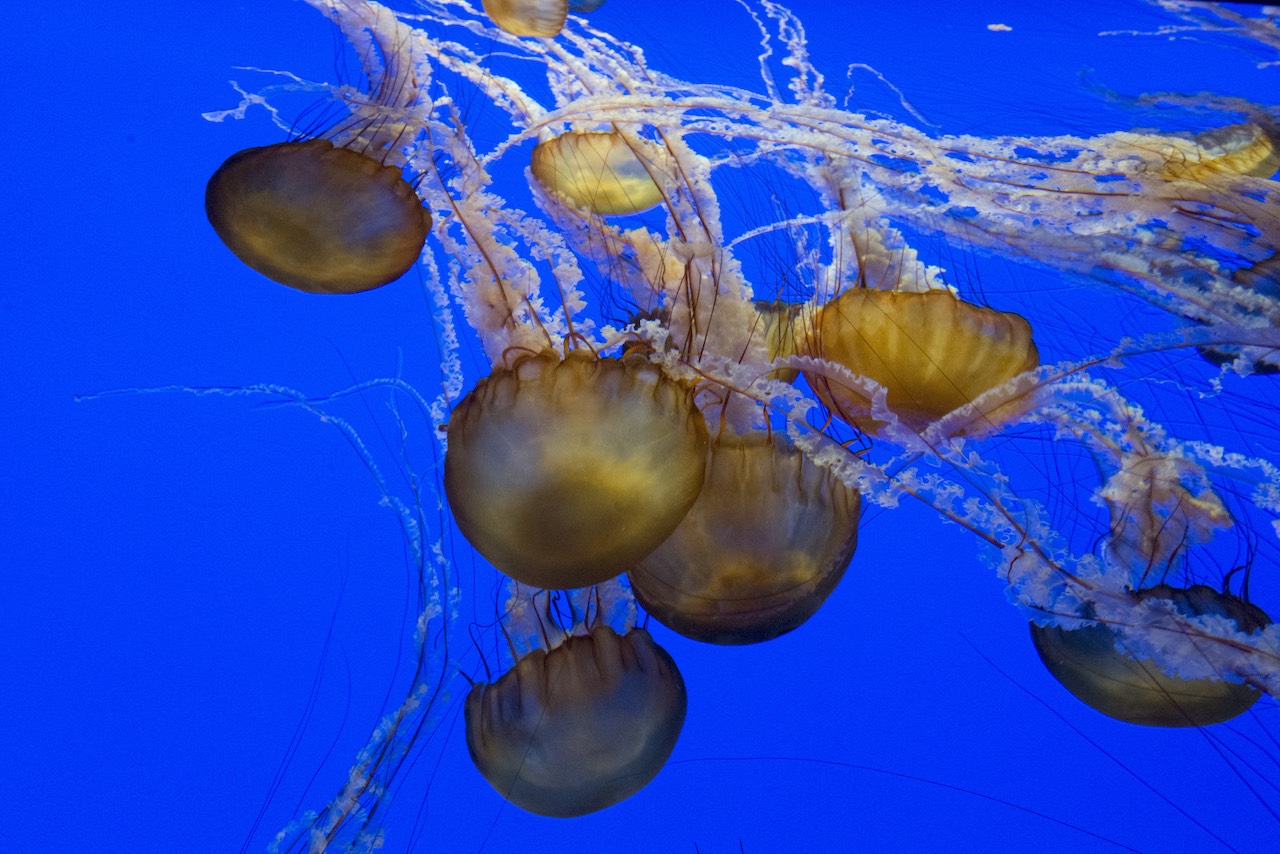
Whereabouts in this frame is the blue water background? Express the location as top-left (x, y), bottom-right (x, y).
top-left (4, 1), bottom-right (1277, 851)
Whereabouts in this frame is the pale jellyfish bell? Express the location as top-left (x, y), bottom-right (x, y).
top-left (803, 288), bottom-right (1040, 438)
top-left (530, 131), bottom-right (669, 216)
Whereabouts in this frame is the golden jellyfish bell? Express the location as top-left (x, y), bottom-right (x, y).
top-left (205, 139), bottom-right (431, 294)
top-left (805, 288), bottom-right (1039, 437)
top-left (628, 432), bottom-right (861, 645)
top-left (464, 625), bottom-right (686, 817)
top-left (1030, 585), bottom-right (1270, 727)
top-left (443, 350), bottom-right (708, 589)
top-left (531, 131), bottom-right (667, 216)
top-left (484, 0), bottom-right (562, 37)
top-left (1161, 123), bottom-right (1280, 182)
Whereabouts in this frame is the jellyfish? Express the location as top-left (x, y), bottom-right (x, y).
top-left (802, 287), bottom-right (1040, 438)
top-left (199, 1), bottom-right (1280, 850)
top-left (1031, 584), bottom-right (1271, 727)
top-left (465, 581), bottom-right (686, 816)
top-left (530, 131), bottom-right (669, 215)
top-left (443, 349), bottom-right (708, 590)
top-left (482, 0), bottom-right (607, 38)
top-left (628, 430), bottom-right (862, 644)
top-left (205, 2), bottom-right (432, 293)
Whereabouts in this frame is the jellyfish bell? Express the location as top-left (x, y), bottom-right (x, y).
top-left (483, 0), bottom-right (605, 38)
top-left (804, 287), bottom-right (1040, 438)
top-left (1159, 122), bottom-right (1280, 182)
top-left (205, 139), bottom-right (432, 293)
top-left (628, 431), bottom-right (861, 645)
top-left (531, 131), bottom-right (669, 216)
top-left (205, 0), bottom-right (435, 294)
top-left (1030, 585), bottom-right (1271, 728)
top-left (443, 349), bottom-right (709, 590)
top-left (465, 622), bottom-right (687, 817)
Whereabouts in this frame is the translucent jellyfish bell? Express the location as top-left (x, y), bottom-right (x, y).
top-left (465, 624), bottom-right (686, 817)
top-left (483, 0), bottom-right (605, 38)
top-left (1160, 122), bottom-right (1280, 182)
top-left (206, 139), bottom-right (432, 293)
top-left (628, 432), bottom-right (861, 645)
top-left (806, 288), bottom-right (1039, 437)
top-left (444, 350), bottom-right (708, 589)
top-left (1030, 585), bottom-right (1271, 727)
top-left (531, 131), bottom-right (668, 216)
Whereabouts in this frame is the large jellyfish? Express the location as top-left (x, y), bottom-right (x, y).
top-left (196, 0), bottom-right (1280, 850)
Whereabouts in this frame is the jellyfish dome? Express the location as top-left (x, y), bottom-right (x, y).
top-left (443, 349), bottom-right (708, 590)
top-left (1031, 585), bottom-right (1272, 727)
top-left (465, 623), bottom-right (687, 817)
top-left (628, 431), bottom-right (862, 644)
top-left (204, 2), bottom-right (434, 293)
top-left (206, 139), bottom-right (431, 293)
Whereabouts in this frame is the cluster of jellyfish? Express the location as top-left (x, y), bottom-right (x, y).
top-left (203, 0), bottom-right (1280, 848)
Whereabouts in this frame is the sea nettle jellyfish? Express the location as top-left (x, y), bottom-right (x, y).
top-left (464, 580), bottom-right (685, 816)
top-left (200, 1), bottom-right (1280, 850)
top-left (205, 3), bottom-right (432, 292)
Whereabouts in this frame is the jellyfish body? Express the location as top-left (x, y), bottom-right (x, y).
top-left (464, 625), bottom-right (686, 817)
top-left (1160, 123), bottom-right (1280, 182)
top-left (805, 288), bottom-right (1039, 436)
top-left (483, 0), bottom-right (604, 37)
top-left (531, 131), bottom-right (668, 216)
top-left (628, 432), bottom-right (861, 644)
top-left (444, 351), bottom-right (708, 589)
top-left (205, 139), bottom-right (431, 293)
top-left (1030, 585), bottom-right (1271, 727)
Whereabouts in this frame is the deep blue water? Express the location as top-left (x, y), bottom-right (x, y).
top-left (5, 1), bottom-right (1279, 852)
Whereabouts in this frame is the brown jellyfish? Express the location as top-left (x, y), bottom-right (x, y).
top-left (483, 0), bottom-right (606, 38)
top-left (444, 350), bottom-right (708, 589)
top-left (628, 432), bottom-right (861, 645)
top-left (1030, 585), bottom-right (1270, 727)
top-left (531, 131), bottom-right (668, 216)
top-left (805, 288), bottom-right (1039, 437)
top-left (465, 624), bottom-right (686, 817)
top-left (1160, 122), bottom-right (1280, 182)
top-left (206, 139), bottom-right (431, 293)
top-left (205, 2), bottom-right (433, 294)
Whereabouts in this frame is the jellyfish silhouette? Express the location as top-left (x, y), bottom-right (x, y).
top-left (200, 1), bottom-right (1280, 850)
top-left (482, 0), bottom-right (607, 37)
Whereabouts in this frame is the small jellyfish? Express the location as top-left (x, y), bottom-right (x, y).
top-left (531, 131), bottom-right (668, 216)
top-left (206, 1), bottom-right (433, 294)
top-left (483, 0), bottom-right (606, 38)
top-left (805, 288), bottom-right (1039, 437)
top-left (206, 139), bottom-right (431, 293)
top-left (465, 623), bottom-right (686, 817)
top-left (444, 350), bottom-right (708, 589)
top-left (1030, 585), bottom-right (1271, 727)
top-left (628, 431), bottom-right (861, 644)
